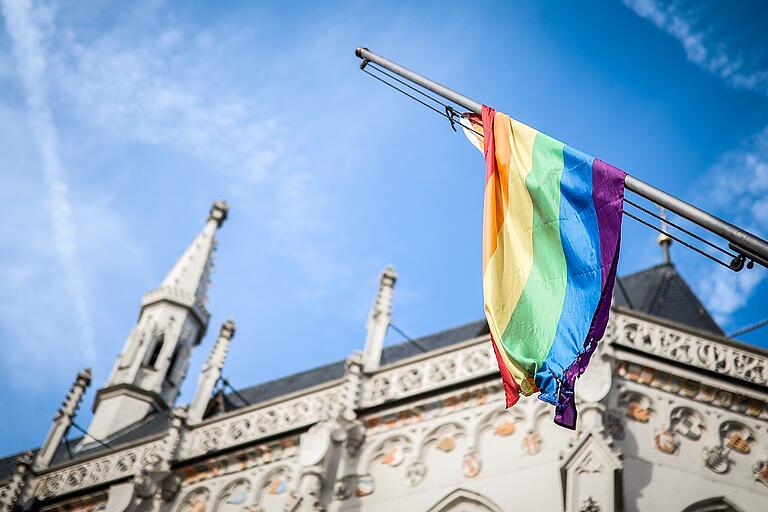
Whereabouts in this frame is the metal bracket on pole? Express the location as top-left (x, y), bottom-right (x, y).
top-left (445, 105), bottom-right (457, 131)
top-left (354, 46), bottom-right (768, 271)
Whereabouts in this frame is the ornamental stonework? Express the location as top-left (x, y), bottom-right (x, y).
top-left (615, 361), bottom-right (767, 420)
top-left (608, 314), bottom-right (768, 386)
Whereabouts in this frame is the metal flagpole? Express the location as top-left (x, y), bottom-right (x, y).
top-left (355, 47), bottom-right (768, 271)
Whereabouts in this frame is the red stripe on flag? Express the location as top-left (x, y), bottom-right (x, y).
top-left (490, 334), bottom-right (520, 408)
top-left (481, 105), bottom-right (496, 185)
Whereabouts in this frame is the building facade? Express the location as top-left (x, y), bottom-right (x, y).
top-left (1, 203), bottom-right (767, 512)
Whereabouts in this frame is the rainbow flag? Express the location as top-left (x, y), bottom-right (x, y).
top-left (465, 106), bottom-right (626, 429)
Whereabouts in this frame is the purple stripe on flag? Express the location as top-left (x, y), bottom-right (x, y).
top-left (554, 159), bottom-right (626, 429)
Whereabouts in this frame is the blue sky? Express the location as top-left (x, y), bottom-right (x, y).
top-left (0, 0), bottom-right (767, 455)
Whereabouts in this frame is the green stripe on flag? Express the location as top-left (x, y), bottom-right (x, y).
top-left (500, 133), bottom-right (567, 376)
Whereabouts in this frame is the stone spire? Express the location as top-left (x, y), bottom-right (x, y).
top-left (142, 200), bottom-right (229, 325)
top-left (35, 368), bottom-right (92, 470)
top-left (188, 320), bottom-right (236, 423)
top-left (86, 202), bottom-right (228, 443)
top-left (657, 207), bottom-right (673, 264)
top-left (0, 451), bottom-right (33, 512)
top-left (362, 265), bottom-right (397, 372)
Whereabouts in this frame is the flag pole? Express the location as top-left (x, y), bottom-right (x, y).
top-left (355, 47), bottom-right (768, 270)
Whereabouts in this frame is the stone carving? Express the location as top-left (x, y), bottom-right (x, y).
top-left (578, 497), bottom-right (602, 512)
top-left (179, 488), bottom-right (210, 512)
top-left (654, 431), bottom-right (677, 455)
top-left (180, 386), bottom-right (343, 459)
top-left (371, 436), bottom-right (412, 469)
top-left (753, 460), bottom-right (768, 488)
top-left (381, 445), bottom-right (405, 466)
top-left (362, 342), bottom-right (495, 407)
top-left (722, 423), bottom-right (754, 454)
top-left (356, 475), bottom-right (374, 497)
top-left (618, 391), bottom-right (653, 423)
top-left (0, 451), bottom-right (33, 512)
top-left (263, 467), bottom-right (290, 495)
top-left (703, 446), bottom-right (731, 474)
top-left (522, 432), bottom-right (541, 456)
top-left (703, 421), bottom-right (755, 474)
top-left (493, 418), bottom-right (516, 437)
top-left (615, 361), bottom-right (767, 420)
top-left (405, 462), bottom-right (426, 486)
top-left (462, 449), bottom-right (481, 478)
top-left (34, 440), bottom-right (165, 499)
top-left (655, 407), bottom-right (705, 455)
top-left (426, 423), bottom-right (463, 454)
top-left (610, 315), bottom-right (768, 386)
top-left (435, 435), bottom-right (455, 452)
top-left (213, 480), bottom-right (251, 512)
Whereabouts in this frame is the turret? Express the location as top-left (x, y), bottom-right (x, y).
top-left (85, 202), bottom-right (228, 443)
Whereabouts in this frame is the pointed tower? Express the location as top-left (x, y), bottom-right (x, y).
top-left (188, 319), bottom-right (236, 423)
top-left (86, 201), bottom-right (228, 442)
top-left (362, 265), bottom-right (397, 372)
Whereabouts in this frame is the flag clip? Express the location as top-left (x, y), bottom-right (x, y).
top-left (445, 105), bottom-right (458, 131)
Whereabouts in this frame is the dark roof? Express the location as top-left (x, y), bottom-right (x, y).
top-left (614, 262), bottom-right (723, 335)
top-left (214, 319), bottom-right (490, 415)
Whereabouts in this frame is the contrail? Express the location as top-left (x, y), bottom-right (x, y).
top-left (2, 0), bottom-right (95, 359)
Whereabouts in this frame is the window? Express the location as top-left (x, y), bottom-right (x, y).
top-left (146, 333), bottom-right (165, 369)
top-left (166, 346), bottom-right (181, 384)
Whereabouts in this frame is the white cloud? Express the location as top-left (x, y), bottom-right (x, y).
top-left (694, 126), bottom-right (768, 324)
top-left (1, 0), bottom-right (95, 360)
top-left (623, 0), bottom-right (768, 95)
top-left (51, 22), bottom-right (284, 184)
top-left (624, 0), bottom-right (768, 325)
top-left (41, 6), bottom-right (375, 303)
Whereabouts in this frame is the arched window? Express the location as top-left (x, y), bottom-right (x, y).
top-left (681, 497), bottom-right (744, 512)
top-left (165, 346), bottom-right (181, 383)
top-left (145, 333), bottom-right (165, 369)
top-left (426, 489), bottom-right (502, 512)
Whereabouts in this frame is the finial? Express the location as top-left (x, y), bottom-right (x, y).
top-left (57, 368), bottom-right (92, 419)
top-left (204, 319), bottom-right (236, 369)
top-left (220, 319), bottom-right (236, 339)
top-left (208, 200), bottom-right (229, 227)
top-left (657, 207), bottom-right (672, 264)
top-left (381, 265), bottom-right (397, 286)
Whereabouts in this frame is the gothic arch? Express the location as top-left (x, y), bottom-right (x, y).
top-left (213, 478), bottom-right (251, 512)
top-left (357, 433), bottom-right (414, 475)
top-left (425, 488), bottom-right (503, 512)
top-left (175, 487), bottom-right (210, 512)
top-left (254, 465), bottom-right (293, 505)
top-left (414, 422), bottom-right (467, 461)
top-left (681, 496), bottom-right (744, 512)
